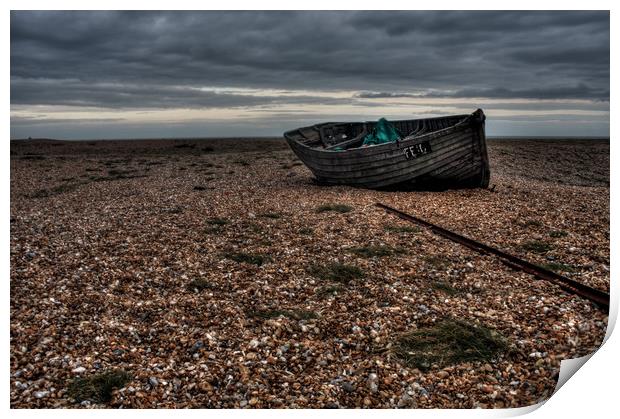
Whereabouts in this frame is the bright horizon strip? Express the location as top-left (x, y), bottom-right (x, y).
top-left (10, 89), bottom-right (609, 139)
top-left (10, 90), bottom-right (609, 121)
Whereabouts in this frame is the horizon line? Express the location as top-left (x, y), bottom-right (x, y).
top-left (10, 135), bottom-right (611, 142)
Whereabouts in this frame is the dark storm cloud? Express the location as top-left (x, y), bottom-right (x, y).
top-left (11, 116), bottom-right (126, 125)
top-left (446, 85), bottom-right (609, 101)
top-left (11, 10), bottom-right (609, 110)
top-left (418, 84), bottom-right (609, 101)
top-left (358, 82), bottom-right (610, 101)
top-left (348, 11), bottom-right (609, 40)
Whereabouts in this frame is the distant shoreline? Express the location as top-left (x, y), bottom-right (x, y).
top-left (10, 135), bottom-right (611, 142)
top-left (487, 136), bottom-right (610, 140)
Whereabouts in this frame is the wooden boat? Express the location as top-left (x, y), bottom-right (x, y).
top-left (284, 109), bottom-right (490, 189)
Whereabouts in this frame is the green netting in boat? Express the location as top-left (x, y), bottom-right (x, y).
top-left (362, 118), bottom-right (401, 146)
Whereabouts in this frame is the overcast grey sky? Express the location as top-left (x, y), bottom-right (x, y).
top-left (10, 11), bottom-right (610, 139)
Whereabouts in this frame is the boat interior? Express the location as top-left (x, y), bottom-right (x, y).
top-left (289, 115), bottom-right (468, 151)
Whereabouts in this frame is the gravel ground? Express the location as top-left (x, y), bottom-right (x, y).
top-left (10, 137), bottom-right (609, 408)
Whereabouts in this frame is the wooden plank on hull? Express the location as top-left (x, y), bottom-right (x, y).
top-left (294, 128), bottom-right (474, 171)
top-left (317, 143), bottom-right (479, 188)
top-left (307, 140), bottom-right (476, 183)
top-left (287, 120), bottom-right (474, 164)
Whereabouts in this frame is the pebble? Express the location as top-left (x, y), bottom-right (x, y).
top-left (341, 382), bottom-right (355, 393)
top-left (34, 391), bottom-right (49, 399)
top-left (397, 393), bottom-right (415, 408)
top-left (436, 371), bottom-right (449, 379)
top-left (190, 340), bottom-right (204, 353)
top-left (368, 373), bottom-right (379, 393)
top-left (71, 366), bottom-right (86, 374)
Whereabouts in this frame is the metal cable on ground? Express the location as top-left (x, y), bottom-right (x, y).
top-left (376, 202), bottom-right (609, 313)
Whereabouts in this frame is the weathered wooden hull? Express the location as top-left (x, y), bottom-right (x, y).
top-left (284, 109), bottom-right (490, 189)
